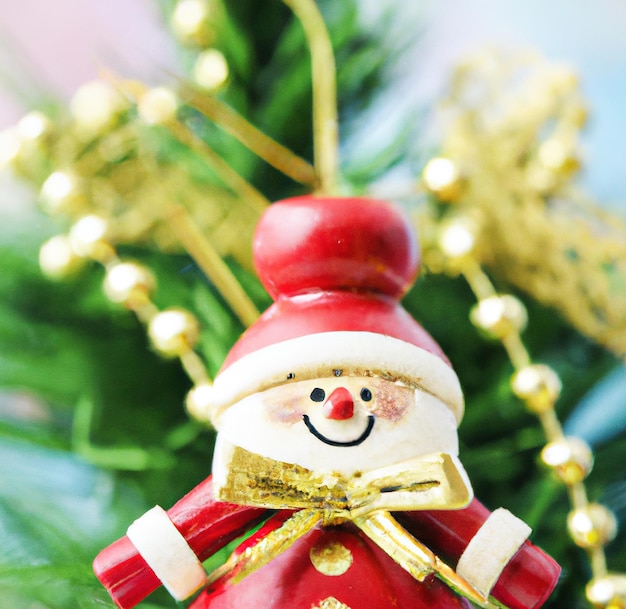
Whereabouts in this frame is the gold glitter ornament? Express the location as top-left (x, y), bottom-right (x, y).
top-left (510, 364), bottom-right (562, 413)
top-left (541, 436), bottom-right (594, 484)
top-left (137, 87), bottom-right (179, 125)
top-left (185, 383), bottom-right (214, 423)
top-left (567, 503), bottom-right (618, 549)
top-left (69, 215), bottom-right (114, 262)
top-left (171, 0), bottom-right (215, 47)
top-left (193, 48), bottom-right (229, 91)
top-left (470, 294), bottom-right (528, 339)
top-left (103, 262), bottom-right (156, 306)
top-left (422, 157), bottom-right (463, 202)
top-left (587, 574), bottom-right (626, 609)
top-left (40, 170), bottom-right (87, 214)
top-left (148, 308), bottom-right (200, 357)
top-left (39, 235), bottom-right (85, 279)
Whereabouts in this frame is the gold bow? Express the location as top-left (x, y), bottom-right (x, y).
top-left (217, 447), bottom-right (472, 520)
top-left (207, 448), bottom-right (503, 609)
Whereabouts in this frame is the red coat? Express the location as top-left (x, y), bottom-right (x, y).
top-left (93, 476), bottom-right (560, 609)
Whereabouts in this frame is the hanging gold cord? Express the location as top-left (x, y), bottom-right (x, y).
top-left (167, 204), bottom-right (260, 327)
top-left (180, 84), bottom-right (319, 188)
top-left (281, 0), bottom-right (339, 194)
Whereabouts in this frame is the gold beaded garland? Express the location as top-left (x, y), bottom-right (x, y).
top-left (422, 157), bottom-right (463, 202)
top-left (103, 262), bottom-right (156, 306)
top-left (586, 574), bottom-right (626, 609)
top-left (171, 0), bottom-right (215, 47)
top-left (69, 215), bottom-right (115, 262)
top-left (148, 308), bottom-right (200, 357)
top-left (567, 503), bottom-right (618, 549)
top-left (185, 382), bottom-right (214, 422)
top-left (193, 48), bottom-right (229, 91)
top-left (470, 294), bottom-right (528, 339)
top-left (435, 203), bottom-right (625, 605)
top-left (40, 170), bottom-right (87, 214)
top-left (510, 364), bottom-right (562, 413)
top-left (541, 436), bottom-right (594, 484)
top-left (39, 235), bottom-right (85, 279)
top-left (437, 218), bottom-right (477, 264)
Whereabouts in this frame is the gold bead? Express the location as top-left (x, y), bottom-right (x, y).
top-left (171, 0), bottom-right (215, 47)
top-left (40, 170), bottom-right (87, 214)
top-left (470, 294), bottom-right (528, 339)
top-left (137, 87), bottom-right (179, 125)
top-left (69, 215), bottom-right (115, 262)
top-left (148, 308), bottom-right (200, 357)
top-left (103, 262), bottom-right (156, 307)
top-left (193, 48), bottom-right (229, 91)
top-left (0, 112), bottom-right (53, 170)
top-left (438, 217), bottom-right (477, 262)
top-left (541, 436), bottom-right (594, 484)
top-left (17, 111), bottom-right (52, 142)
top-left (422, 157), bottom-right (463, 202)
top-left (567, 503), bottom-right (618, 549)
top-left (39, 235), bottom-right (85, 279)
top-left (70, 80), bottom-right (128, 136)
top-left (511, 364), bottom-right (562, 413)
top-left (537, 138), bottom-right (580, 175)
top-left (586, 574), bottom-right (626, 609)
top-left (185, 382), bottom-right (214, 423)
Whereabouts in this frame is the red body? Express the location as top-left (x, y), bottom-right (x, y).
top-left (93, 477), bottom-right (560, 609)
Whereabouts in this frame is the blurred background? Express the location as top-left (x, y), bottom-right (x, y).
top-left (1, 0), bottom-right (626, 202)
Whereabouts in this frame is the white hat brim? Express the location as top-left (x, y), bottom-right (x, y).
top-left (210, 331), bottom-right (464, 425)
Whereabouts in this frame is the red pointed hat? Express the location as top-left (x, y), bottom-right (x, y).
top-left (208, 196), bottom-right (463, 425)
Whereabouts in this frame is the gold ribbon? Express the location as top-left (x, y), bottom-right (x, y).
top-left (209, 448), bottom-right (503, 609)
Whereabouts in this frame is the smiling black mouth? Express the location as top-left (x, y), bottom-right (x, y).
top-left (302, 415), bottom-right (375, 447)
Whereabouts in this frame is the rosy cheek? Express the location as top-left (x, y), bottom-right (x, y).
top-left (370, 385), bottom-right (412, 421)
top-left (263, 392), bottom-right (307, 424)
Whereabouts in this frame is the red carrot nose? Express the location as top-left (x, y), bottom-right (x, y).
top-left (322, 387), bottom-right (354, 420)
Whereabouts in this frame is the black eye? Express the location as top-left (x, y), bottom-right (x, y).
top-left (360, 388), bottom-right (372, 401)
top-left (310, 388), bottom-right (326, 402)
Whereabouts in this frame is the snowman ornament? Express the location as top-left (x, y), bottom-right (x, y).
top-left (94, 196), bottom-right (561, 609)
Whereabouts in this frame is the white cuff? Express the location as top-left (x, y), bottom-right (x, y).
top-left (456, 508), bottom-right (531, 599)
top-left (127, 505), bottom-right (207, 601)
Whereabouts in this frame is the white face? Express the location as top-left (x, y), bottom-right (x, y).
top-left (215, 375), bottom-right (459, 476)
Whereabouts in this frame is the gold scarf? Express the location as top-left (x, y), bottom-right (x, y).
top-left (208, 448), bottom-right (502, 609)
